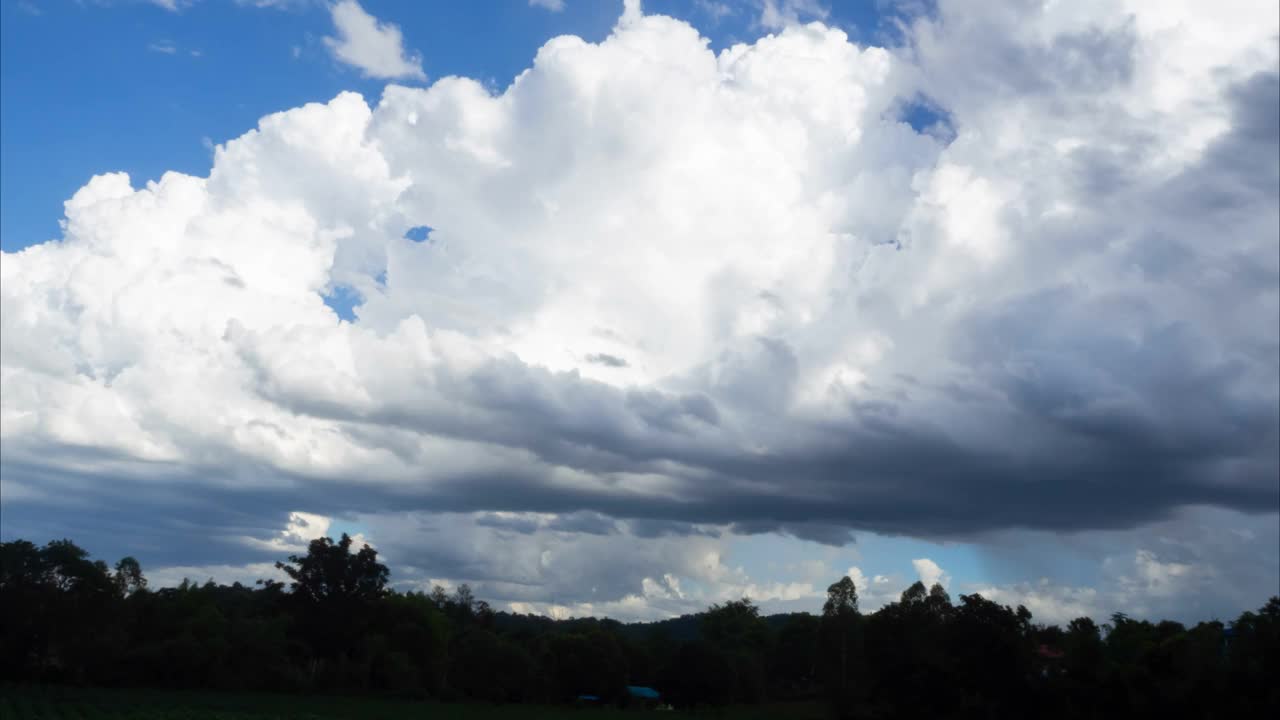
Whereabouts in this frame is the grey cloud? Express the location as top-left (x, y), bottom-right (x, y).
top-left (585, 352), bottom-right (628, 368)
top-left (547, 511), bottom-right (620, 536)
top-left (1159, 70), bottom-right (1280, 214)
top-left (626, 519), bottom-right (722, 540)
top-left (969, 507), bottom-right (1280, 623)
top-left (910, 2), bottom-right (1138, 108)
top-left (730, 521), bottom-right (855, 546)
top-left (475, 513), bottom-right (544, 535)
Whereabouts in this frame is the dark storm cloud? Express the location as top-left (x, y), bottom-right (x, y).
top-left (0, 453), bottom-right (300, 568)
top-left (626, 518), bottom-right (721, 540)
top-left (729, 521), bottom-right (856, 545)
top-left (547, 511), bottom-right (620, 535)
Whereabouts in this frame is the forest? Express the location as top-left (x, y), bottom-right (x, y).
top-left (1, 534), bottom-right (1277, 718)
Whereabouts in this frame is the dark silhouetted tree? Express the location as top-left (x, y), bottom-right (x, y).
top-left (821, 576), bottom-right (863, 717)
top-left (5, 536), bottom-right (1279, 716)
top-left (276, 533), bottom-right (388, 604)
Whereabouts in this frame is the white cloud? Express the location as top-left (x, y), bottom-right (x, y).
top-left (967, 580), bottom-right (1102, 626)
top-left (147, 41), bottom-right (178, 54)
top-left (965, 547), bottom-right (1212, 627)
top-left (323, 0), bottom-right (425, 80)
top-left (236, 510), bottom-right (333, 553)
top-left (2, 0), bottom-right (1277, 621)
top-left (528, 0), bottom-right (565, 12)
top-left (911, 557), bottom-right (948, 588)
top-left (848, 566), bottom-right (908, 611)
top-left (758, 0), bottom-right (828, 30)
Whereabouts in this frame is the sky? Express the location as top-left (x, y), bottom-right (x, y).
top-left (0, 0), bottom-right (1277, 625)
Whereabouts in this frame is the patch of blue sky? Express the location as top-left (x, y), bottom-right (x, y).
top-left (896, 94), bottom-right (956, 142)
top-left (322, 283), bottom-right (363, 322)
top-left (404, 225), bottom-right (433, 243)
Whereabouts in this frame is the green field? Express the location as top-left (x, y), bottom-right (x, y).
top-left (0, 687), bottom-right (826, 720)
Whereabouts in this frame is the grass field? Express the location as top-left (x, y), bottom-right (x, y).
top-left (0, 687), bottom-right (827, 719)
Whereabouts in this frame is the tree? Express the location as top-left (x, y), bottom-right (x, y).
top-left (275, 533), bottom-right (389, 681)
top-left (701, 598), bottom-right (768, 652)
top-left (0, 539), bottom-right (43, 590)
top-left (275, 533), bottom-right (388, 604)
top-left (925, 582), bottom-right (952, 619)
top-left (6, 535), bottom-right (1280, 715)
top-left (453, 583), bottom-right (475, 612)
top-left (538, 629), bottom-right (626, 703)
top-left (771, 613), bottom-right (820, 698)
top-left (821, 576), bottom-right (863, 716)
top-left (114, 556), bottom-right (147, 596)
top-left (900, 580), bottom-right (928, 606)
top-left (662, 640), bottom-right (736, 708)
top-left (823, 576), bottom-right (859, 617)
top-left (699, 599), bottom-right (769, 703)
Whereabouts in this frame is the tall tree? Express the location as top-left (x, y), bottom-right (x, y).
top-left (276, 533), bottom-right (388, 604)
top-left (113, 556), bottom-right (147, 596)
top-left (275, 533), bottom-right (389, 682)
top-left (823, 576), bottom-right (859, 617)
top-left (821, 576), bottom-right (862, 716)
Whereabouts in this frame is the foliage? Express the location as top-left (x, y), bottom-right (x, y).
top-left (2, 536), bottom-right (1277, 717)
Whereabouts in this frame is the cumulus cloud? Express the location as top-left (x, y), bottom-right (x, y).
top-left (235, 511), bottom-right (332, 553)
top-left (1, 1), bottom-right (1277, 619)
top-left (967, 550), bottom-right (1210, 626)
top-left (964, 505), bottom-right (1280, 624)
top-left (847, 566), bottom-right (898, 610)
top-left (912, 557), bottom-right (948, 588)
top-left (323, 0), bottom-right (426, 80)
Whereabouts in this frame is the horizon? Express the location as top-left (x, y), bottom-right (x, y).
top-left (1, 0), bottom-right (1278, 628)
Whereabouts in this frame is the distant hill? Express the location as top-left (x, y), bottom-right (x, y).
top-left (491, 609), bottom-right (816, 642)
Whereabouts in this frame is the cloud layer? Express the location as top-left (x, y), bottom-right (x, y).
top-left (2, 1), bottom-right (1277, 618)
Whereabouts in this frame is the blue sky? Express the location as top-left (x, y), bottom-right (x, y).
top-left (1, 0), bottom-right (1276, 623)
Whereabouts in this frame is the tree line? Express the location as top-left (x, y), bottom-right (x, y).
top-left (1, 535), bottom-right (1277, 717)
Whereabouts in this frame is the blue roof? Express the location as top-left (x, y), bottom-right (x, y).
top-left (627, 686), bottom-right (660, 699)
